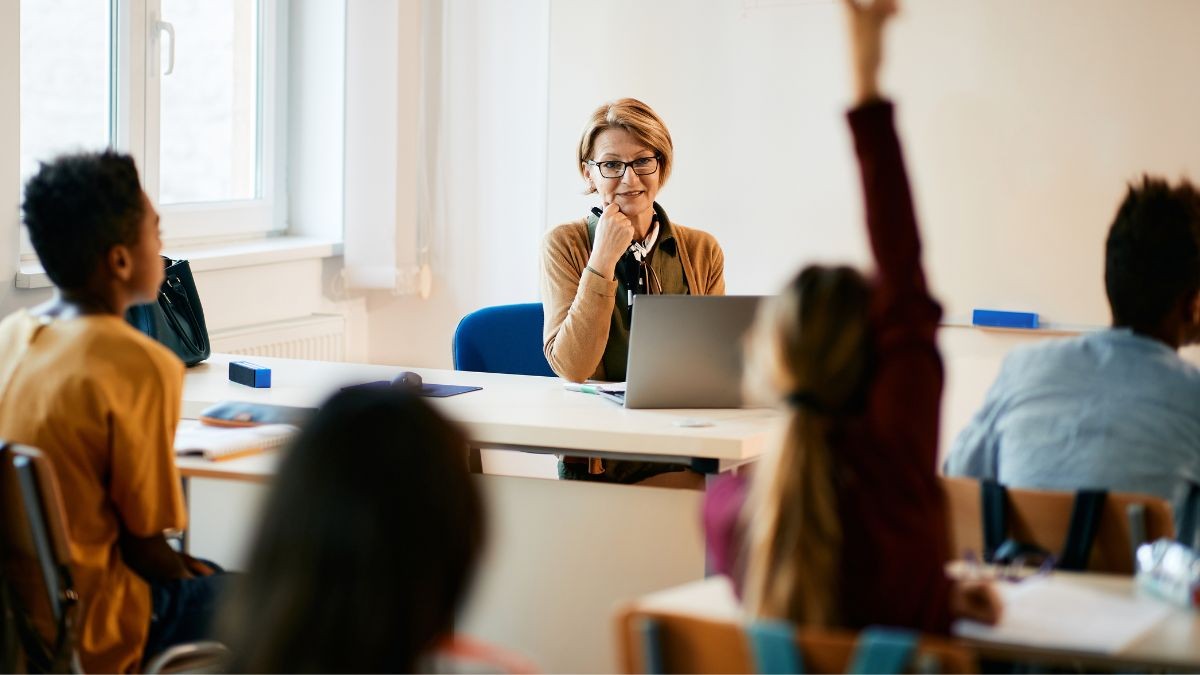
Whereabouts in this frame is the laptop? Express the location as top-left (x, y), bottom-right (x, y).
top-left (596, 295), bottom-right (763, 408)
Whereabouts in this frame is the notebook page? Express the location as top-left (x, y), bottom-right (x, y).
top-left (953, 576), bottom-right (1171, 654)
top-left (175, 419), bottom-right (298, 461)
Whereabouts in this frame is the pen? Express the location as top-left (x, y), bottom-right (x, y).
top-left (563, 383), bottom-right (603, 395)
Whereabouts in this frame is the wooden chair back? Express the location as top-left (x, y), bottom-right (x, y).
top-left (614, 606), bottom-right (976, 674)
top-left (942, 476), bottom-right (1175, 574)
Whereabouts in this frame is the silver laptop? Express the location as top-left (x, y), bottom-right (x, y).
top-left (597, 295), bottom-right (763, 409)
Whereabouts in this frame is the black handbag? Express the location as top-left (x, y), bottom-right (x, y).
top-left (125, 256), bottom-right (211, 366)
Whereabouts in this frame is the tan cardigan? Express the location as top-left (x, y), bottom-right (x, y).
top-left (540, 218), bottom-right (725, 382)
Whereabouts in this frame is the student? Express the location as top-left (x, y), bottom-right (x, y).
top-left (217, 389), bottom-right (527, 673)
top-left (703, 0), bottom-right (1000, 631)
top-left (541, 98), bottom-right (725, 484)
top-left (0, 151), bottom-right (223, 672)
top-left (945, 178), bottom-right (1200, 530)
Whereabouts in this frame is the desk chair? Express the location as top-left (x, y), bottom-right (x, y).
top-left (453, 303), bottom-right (556, 377)
top-left (0, 442), bottom-right (83, 673)
top-left (143, 640), bottom-right (231, 674)
top-left (1, 443), bottom-right (230, 674)
top-left (941, 476), bottom-right (1175, 575)
top-left (614, 606), bottom-right (976, 674)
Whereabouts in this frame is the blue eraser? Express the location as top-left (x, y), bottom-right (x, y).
top-left (229, 360), bottom-right (272, 388)
top-left (972, 309), bottom-right (1040, 329)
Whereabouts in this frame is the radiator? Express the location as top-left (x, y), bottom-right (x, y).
top-left (209, 314), bottom-right (347, 362)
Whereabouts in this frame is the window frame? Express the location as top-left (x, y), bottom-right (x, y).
top-left (140, 0), bottom-right (287, 243)
top-left (19, 0), bottom-right (287, 260)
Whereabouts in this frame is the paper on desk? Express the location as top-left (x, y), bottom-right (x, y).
top-left (953, 576), bottom-right (1171, 654)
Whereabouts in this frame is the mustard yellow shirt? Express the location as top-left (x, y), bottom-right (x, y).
top-left (0, 310), bottom-right (187, 673)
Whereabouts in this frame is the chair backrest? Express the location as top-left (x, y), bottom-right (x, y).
top-left (942, 476), bottom-right (1175, 575)
top-left (143, 640), bottom-right (232, 674)
top-left (614, 607), bottom-right (976, 674)
top-left (453, 303), bottom-right (556, 377)
top-left (0, 441), bottom-right (81, 672)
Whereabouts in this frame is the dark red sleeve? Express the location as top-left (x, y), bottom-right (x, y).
top-left (845, 100), bottom-right (952, 634)
top-left (848, 100), bottom-right (943, 475)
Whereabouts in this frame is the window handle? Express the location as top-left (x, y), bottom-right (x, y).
top-left (157, 20), bottom-right (176, 76)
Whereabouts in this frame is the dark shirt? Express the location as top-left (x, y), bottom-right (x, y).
top-left (703, 100), bottom-right (952, 634)
top-left (586, 203), bottom-right (688, 382)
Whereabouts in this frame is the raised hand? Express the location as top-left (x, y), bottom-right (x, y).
top-left (843, 0), bottom-right (899, 105)
top-left (588, 202), bottom-right (635, 279)
top-left (950, 579), bottom-right (1004, 625)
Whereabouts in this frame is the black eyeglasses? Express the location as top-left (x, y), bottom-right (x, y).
top-left (586, 156), bottom-right (660, 179)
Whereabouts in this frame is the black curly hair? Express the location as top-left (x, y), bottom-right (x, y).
top-left (21, 150), bottom-right (146, 291)
top-left (1105, 176), bottom-right (1200, 330)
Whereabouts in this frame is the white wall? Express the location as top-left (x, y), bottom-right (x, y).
top-left (368, 0), bottom-right (1200, 456)
top-left (2, 2), bottom-right (365, 365)
top-left (545, 0), bottom-right (1200, 330)
top-left (366, 0), bottom-right (550, 367)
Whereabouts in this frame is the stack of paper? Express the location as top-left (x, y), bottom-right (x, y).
top-left (953, 576), bottom-right (1171, 654)
top-left (174, 419), bottom-right (298, 462)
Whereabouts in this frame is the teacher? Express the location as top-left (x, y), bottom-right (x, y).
top-left (541, 98), bottom-right (726, 485)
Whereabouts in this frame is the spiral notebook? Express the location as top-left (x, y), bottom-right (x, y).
top-left (174, 419), bottom-right (299, 462)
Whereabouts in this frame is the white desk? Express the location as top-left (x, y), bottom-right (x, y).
top-left (178, 353), bottom-right (782, 673)
top-left (628, 574), bottom-right (1200, 672)
top-left (180, 353), bottom-right (777, 470)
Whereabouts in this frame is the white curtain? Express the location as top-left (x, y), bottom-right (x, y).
top-left (342, 0), bottom-right (429, 294)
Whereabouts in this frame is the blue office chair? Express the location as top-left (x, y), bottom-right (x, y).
top-left (453, 303), bottom-right (557, 377)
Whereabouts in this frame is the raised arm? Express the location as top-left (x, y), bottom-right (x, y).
top-left (845, 0), bottom-right (923, 292)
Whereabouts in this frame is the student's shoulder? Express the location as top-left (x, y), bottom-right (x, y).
top-left (87, 317), bottom-right (185, 379)
top-left (1005, 333), bottom-right (1085, 362)
top-left (0, 308), bottom-right (31, 333)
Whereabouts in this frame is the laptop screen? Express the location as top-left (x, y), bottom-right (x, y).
top-left (622, 295), bottom-right (763, 409)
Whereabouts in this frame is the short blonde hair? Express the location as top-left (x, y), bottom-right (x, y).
top-left (577, 98), bottom-right (674, 194)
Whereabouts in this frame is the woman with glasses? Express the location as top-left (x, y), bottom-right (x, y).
top-left (541, 98), bottom-right (725, 485)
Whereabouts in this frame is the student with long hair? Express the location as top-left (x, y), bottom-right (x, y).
top-left (216, 388), bottom-right (530, 673)
top-left (704, 0), bottom-right (1001, 631)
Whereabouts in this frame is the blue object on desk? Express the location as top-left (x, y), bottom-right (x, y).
top-left (229, 360), bottom-right (271, 388)
top-left (972, 309), bottom-right (1040, 329)
top-left (453, 303), bottom-right (556, 377)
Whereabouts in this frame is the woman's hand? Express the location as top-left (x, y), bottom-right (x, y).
top-left (843, 0), bottom-right (898, 105)
top-left (950, 579), bottom-right (1003, 625)
top-left (587, 202), bottom-right (635, 279)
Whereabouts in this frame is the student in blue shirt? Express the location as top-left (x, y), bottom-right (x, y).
top-left (945, 177), bottom-right (1200, 534)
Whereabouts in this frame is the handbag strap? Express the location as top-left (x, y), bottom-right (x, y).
top-left (159, 276), bottom-right (209, 354)
top-left (1058, 489), bottom-right (1107, 571)
top-left (745, 620), bottom-right (803, 674)
top-left (981, 480), bottom-right (1008, 563)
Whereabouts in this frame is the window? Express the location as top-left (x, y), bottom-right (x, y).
top-left (18, 0), bottom-right (285, 254)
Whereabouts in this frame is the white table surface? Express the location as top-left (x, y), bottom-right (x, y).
top-left (627, 573), bottom-right (1200, 671)
top-left (178, 356), bottom-right (759, 671)
top-left (180, 354), bottom-right (782, 472)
